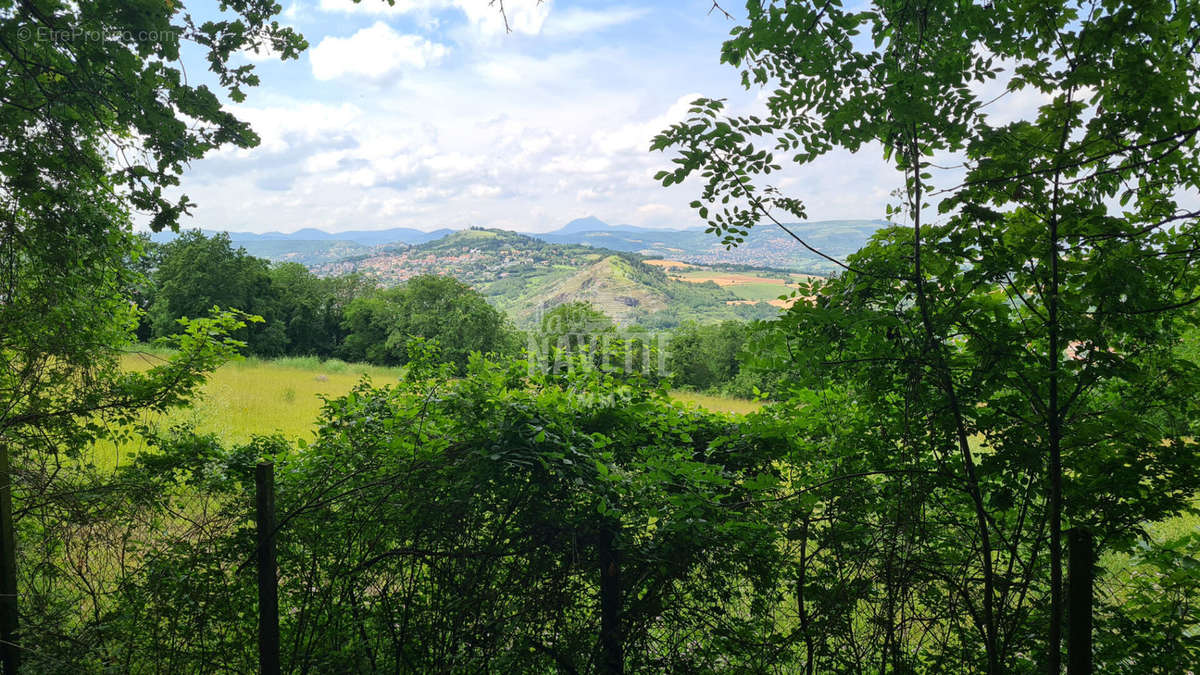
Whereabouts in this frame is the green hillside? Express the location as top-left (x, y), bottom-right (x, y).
top-left (514, 255), bottom-right (668, 324)
top-left (313, 228), bottom-right (781, 327)
top-left (501, 254), bottom-right (767, 327)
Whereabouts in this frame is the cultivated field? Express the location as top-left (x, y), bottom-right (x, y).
top-left (646, 259), bottom-right (817, 308)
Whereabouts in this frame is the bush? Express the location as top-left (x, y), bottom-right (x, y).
top-left (91, 353), bottom-right (795, 672)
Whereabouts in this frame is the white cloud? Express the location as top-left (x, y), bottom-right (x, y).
top-left (239, 43), bottom-right (284, 62)
top-left (576, 186), bottom-right (614, 202)
top-left (542, 154), bottom-right (611, 174)
top-left (467, 184), bottom-right (502, 198)
top-left (425, 152), bottom-right (484, 176)
top-left (183, 83), bottom-right (729, 232)
top-left (282, 0), bottom-right (305, 20)
top-left (214, 102), bottom-right (362, 155)
top-left (592, 93), bottom-right (701, 155)
top-left (474, 48), bottom-right (615, 87)
top-left (310, 22), bottom-right (448, 81)
top-left (543, 6), bottom-right (648, 36)
top-left (317, 0), bottom-right (550, 36)
top-left (517, 133), bottom-right (552, 156)
top-left (636, 203), bottom-right (672, 217)
top-left (176, 7), bottom-right (835, 235)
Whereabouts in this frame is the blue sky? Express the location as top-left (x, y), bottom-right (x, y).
top-left (175, 0), bottom-right (899, 234)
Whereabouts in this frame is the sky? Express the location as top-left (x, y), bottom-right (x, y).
top-left (172, 0), bottom-right (900, 235)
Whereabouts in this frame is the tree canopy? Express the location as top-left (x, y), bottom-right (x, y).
top-left (655, 0), bottom-right (1200, 670)
top-left (149, 231), bottom-right (286, 354)
top-left (342, 275), bottom-right (515, 372)
top-left (143, 231), bottom-right (373, 358)
top-left (0, 0), bottom-right (303, 665)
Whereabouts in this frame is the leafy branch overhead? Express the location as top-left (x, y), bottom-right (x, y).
top-left (1, 0), bottom-right (306, 231)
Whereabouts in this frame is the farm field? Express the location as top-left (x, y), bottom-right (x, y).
top-left (646, 259), bottom-right (816, 308)
top-left (95, 351), bottom-right (761, 469)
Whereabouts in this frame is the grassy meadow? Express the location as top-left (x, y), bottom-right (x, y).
top-left (669, 390), bottom-right (763, 415)
top-left (93, 350), bottom-right (761, 470)
top-left (93, 352), bottom-right (408, 469)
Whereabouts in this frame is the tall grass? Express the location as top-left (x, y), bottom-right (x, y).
top-left (670, 390), bottom-right (763, 415)
top-left (91, 352), bottom-right (407, 470)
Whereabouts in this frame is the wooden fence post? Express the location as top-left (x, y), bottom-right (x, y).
top-left (1067, 527), bottom-right (1093, 675)
top-left (256, 462), bottom-right (280, 675)
top-left (598, 523), bottom-right (622, 675)
top-left (0, 443), bottom-right (18, 674)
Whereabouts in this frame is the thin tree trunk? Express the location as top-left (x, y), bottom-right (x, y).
top-left (256, 462), bottom-right (281, 675)
top-left (0, 442), bottom-right (18, 675)
top-left (1066, 528), bottom-right (1093, 675)
top-left (1047, 87), bottom-right (1075, 675)
top-left (906, 129), bottom-right (1000, 673)
top-left (1047, 169), bottom-right (1064, 675)
top-left (797, 516), bottom-right (814, 675)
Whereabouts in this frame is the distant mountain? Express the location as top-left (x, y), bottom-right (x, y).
top-left (265, 227), bottom-right (455, 246)
top-left (144, 217), bottom-right (887, 277)
top-left (551, 216), bottom-right (612, 234)
top-left (144, 226), bottom-right (459, 266)
top-left (545, 216), bottom-right (664, 235)
top-left (536, 227), bottom-right (708, 253)
top-left (542, 216), bottom-right (694, 236)
top-left (535, 219), bottom-right (887, 275)
top-left (233, 239), bottom-right (373, 266)
top-left (147, 226), bottom-right (454, 247)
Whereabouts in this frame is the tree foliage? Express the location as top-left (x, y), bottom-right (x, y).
top-left (271, 262), bottom-right (373, 358)
top-left (665, 319), bottom-right (775, 396)
top-left (654, 0), bottom-right (1200, 670)
top-left (341, 275), bottom-right (516, 372)
top-left (539, 301), bottom-right (617, 347)
top-left (0, 0), bottom-right (307, 441)
top-left (72, 353), bottom-right (795, 672)
top-left (149, 231), bottom-right (287, 354)
top-left (144, 231), bottom-right (373, 358)
top-left (0, 0), bottom-right (305, 663)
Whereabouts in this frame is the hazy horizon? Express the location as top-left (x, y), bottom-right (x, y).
top-left (136, 215), bottom-right (887, 238)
